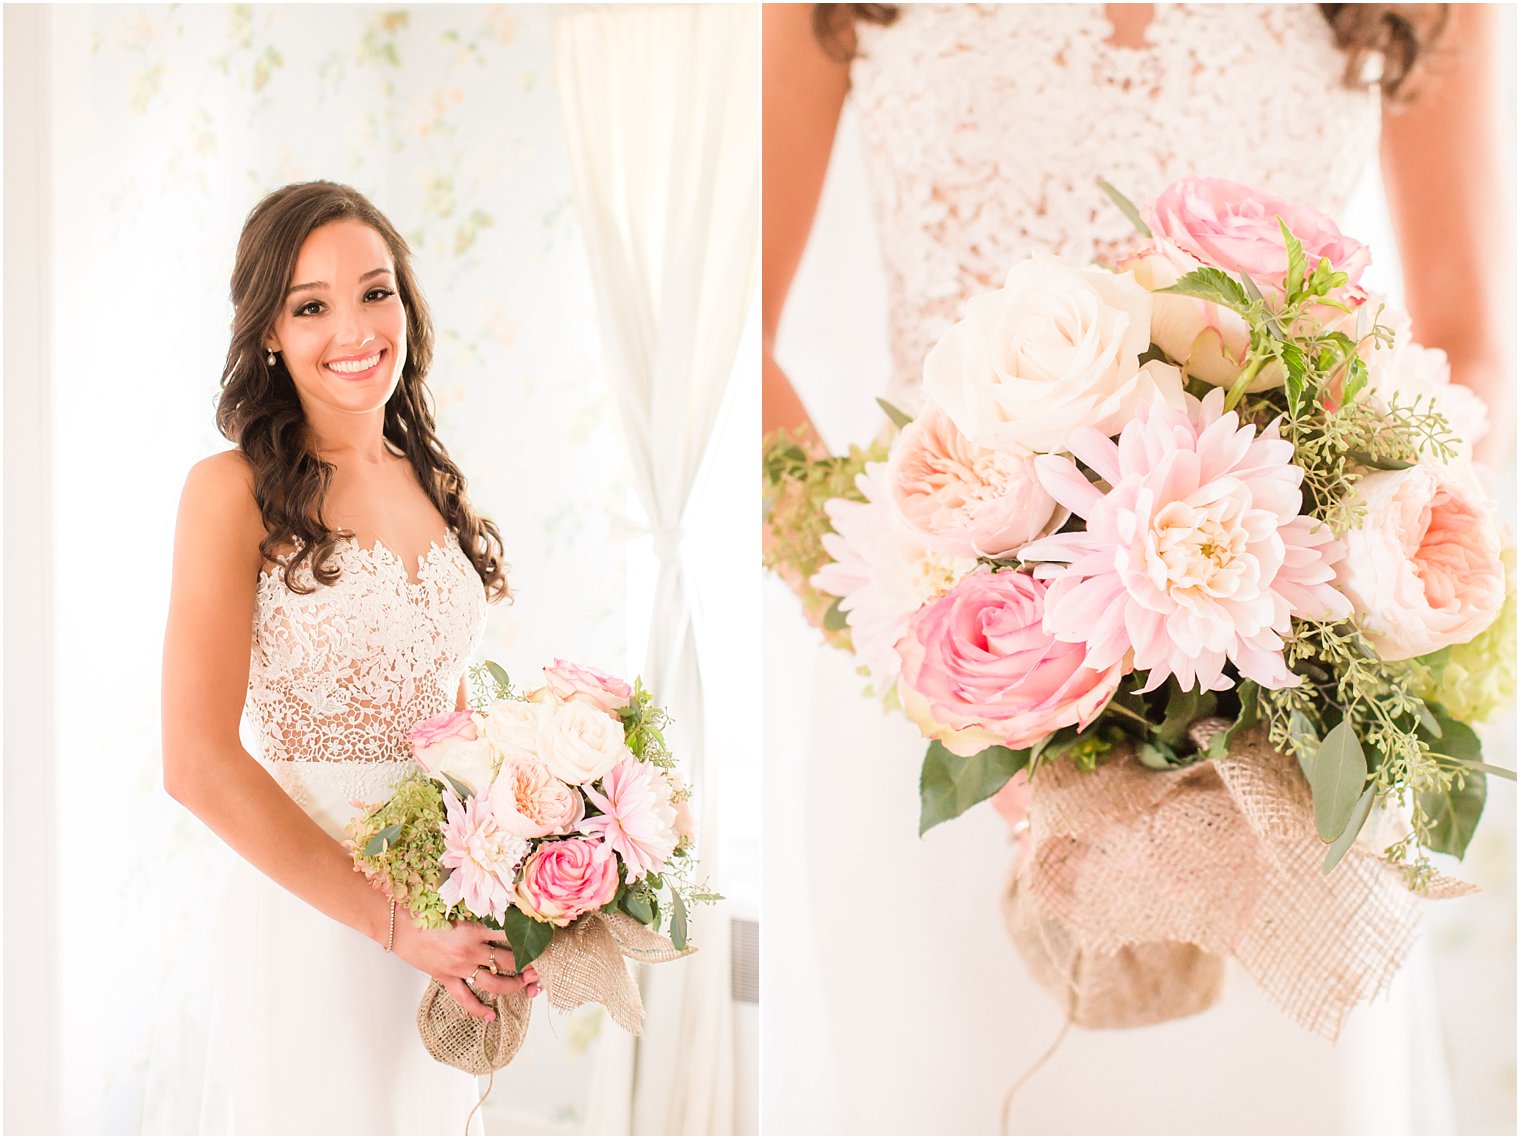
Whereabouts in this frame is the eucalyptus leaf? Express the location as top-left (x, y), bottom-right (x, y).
top-left (362, 822), bottom-right (404, 858)
top-left (875, 398), bottom-right (914, 430)
top-left (1309, 721), bottom-right (1368, 842)
top-left (1287, 710), bottom-right (1320, 782)
top-left (1417, 769), bottom-right (1487, 859)
top-left (669, 889), bottom-right (689, 951)
top-left (440, 772), bottom-right (473, 802)
top-left (1323, 784), bottom-right (1376, 873)
top-left (500, 907), bottom-right (555, 971)
top-left (918, 740), bottom-right (1030, 836)
top-left (1097, 177), bottom-right (1153, 238)
top-left (620, 891), bottom-right (656, 926)
top-left (485, 660), bottom-right (512, 696)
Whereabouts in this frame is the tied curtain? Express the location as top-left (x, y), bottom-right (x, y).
top-left (554, 4), bottom-right (759, 1134)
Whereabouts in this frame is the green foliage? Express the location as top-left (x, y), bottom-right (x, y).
top-left (876, 398), bottom-right (914, 429)
top-left (620, 677), bottom-right (675, 768)
top-left (1413, 714), bottom-right (1489, 860)
top-left (347, 774), bottom-right (451, 928)
top-left (1307, 721), bottom-right (1369, 843)
top-left (500, 906), bottom-right (556, 971)
top-left (1097, 177), bottom-right (1153, 238)
top-left (762, 429), bottom-right (890, 650)
top-left (1323, 785), bottom-right (1376, 873)
top-left (1156, 267), bottom-right (1248, 311)
top-left (918, 740), bottom-right (1031, 835)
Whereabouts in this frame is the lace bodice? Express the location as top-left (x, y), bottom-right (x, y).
top-left (850, 3), bottom-right (1382, 404)
top-left (245, 529), bottom-right (487, 805)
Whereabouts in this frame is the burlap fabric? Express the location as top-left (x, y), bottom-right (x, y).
top-left (418, 910), bottom-right (695, 1073)
top-left (1003, 723), bottom-right (1474, 1040)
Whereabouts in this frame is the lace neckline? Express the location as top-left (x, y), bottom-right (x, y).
top-left (259, 529), bottom-right (460, 591)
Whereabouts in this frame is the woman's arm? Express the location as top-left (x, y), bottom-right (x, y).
top-left (1381, 3), bottom-right (1514, 464)
top-left (762, 3), bottom-right (852, 455)
top-left (161, 451), bottom-right (531, 1016)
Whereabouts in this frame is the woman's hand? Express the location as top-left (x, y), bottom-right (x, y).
top-left (392, 913), bottom-right (542, 1020)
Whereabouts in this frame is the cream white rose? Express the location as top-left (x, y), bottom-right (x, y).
top-left (1335, 465), bottom-right (1505, 660)
top-left (536, 697), bottom-right (631, 786)
top-left (418, 733), bottom-right (497, 797)
top-left (923, 255), bottom-right (1184, 455)
top-left (479, 699), bottom-right (542, 763)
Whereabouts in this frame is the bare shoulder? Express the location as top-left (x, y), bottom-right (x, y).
top-left (176, 449), bottom-right (265, 576)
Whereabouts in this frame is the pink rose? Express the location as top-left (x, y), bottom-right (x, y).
top-left (1335, 466), bottom-right (1505, 660)
top-left (1148, 177), bottom-right (1370, 289)
top-left (410, 709), bottom-right (497, 795)
top-left (895, 568), bottom-right (1124, 757)
top-left (1129, 178), bottom-right (1370, 390)
top-left (512, 836), bottom-right (620, 928)
top-left (884, 402), bottom-right (1061, 559)
top-left (411, 709), bottom-right (478, 751)
top-left (542, 660), bottom-right (634, 717)
top-left (487, 758), bottom-right (586, 839)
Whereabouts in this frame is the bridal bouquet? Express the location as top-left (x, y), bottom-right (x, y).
top-left (765, 176), bottom-right (1513, 1037)
top-left (347, 659), bottom-right (713, 1073)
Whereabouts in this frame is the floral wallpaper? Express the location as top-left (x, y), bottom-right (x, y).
top-left (51, 5), bottom-right (628, 1132)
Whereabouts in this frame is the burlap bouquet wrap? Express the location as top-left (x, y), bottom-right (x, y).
top-left (1003, 722), bottom-right (1474, 1039)
top-left (418, 910), bottom-right (695, 1074)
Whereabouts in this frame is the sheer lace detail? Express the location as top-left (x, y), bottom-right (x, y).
top-left (849, 3), bottom-right (1381, 405)
top-left (246, 530), bottom-right (488, 783)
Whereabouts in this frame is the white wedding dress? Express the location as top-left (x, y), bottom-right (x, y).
top-left (195, 529), bottom-right (490, 1134)
top-left (765, 5), bottom-right (1455, 1135)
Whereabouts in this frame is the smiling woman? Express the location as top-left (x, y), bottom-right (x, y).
top-left (160, 181), bottom-right (527, 1133)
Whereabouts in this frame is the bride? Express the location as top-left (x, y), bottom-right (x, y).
top-left (161, 181), bottom-right (540, 1134)
top-left (762, 4), bottom-right (1509, 1134)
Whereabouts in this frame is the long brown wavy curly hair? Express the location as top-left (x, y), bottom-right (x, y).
top-left (812, 4), bottom-right (1452, 102)
top-left (215, 180), bottom-right (510, 603)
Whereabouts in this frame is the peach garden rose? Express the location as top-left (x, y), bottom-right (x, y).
top-left (1334, 465), bottom-right (1505, 660)
top-left (884, 401), bottom-right (1060, 559)
top-left (487, 757), bottom-right (586, 839)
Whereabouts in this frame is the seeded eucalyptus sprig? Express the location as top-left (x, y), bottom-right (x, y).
top-left (1155, 220), bottom-right (1499, 879)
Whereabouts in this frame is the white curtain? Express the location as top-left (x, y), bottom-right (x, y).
top-left (555, 5), bottom-right (759, 1133)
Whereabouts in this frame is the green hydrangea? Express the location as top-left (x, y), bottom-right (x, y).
top-left (1409, 545), bottom-right (1517, 724)
top-left (347, 773), bottom-right (451, 929)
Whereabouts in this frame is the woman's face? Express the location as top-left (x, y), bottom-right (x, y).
top-left (266, 219), bottom-right (409, 417)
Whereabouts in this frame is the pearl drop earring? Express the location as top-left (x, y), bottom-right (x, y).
top-left (266, 348), bottom-right (277, 366)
